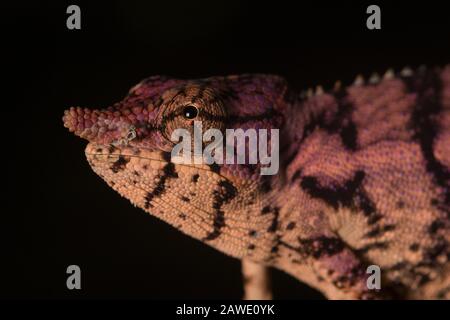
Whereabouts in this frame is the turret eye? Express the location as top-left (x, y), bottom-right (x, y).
top-left (183, 105), bottom-right (198, 119)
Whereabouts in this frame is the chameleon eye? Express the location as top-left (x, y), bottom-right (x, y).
top-left (183, 105), bottom-right (198, 119)
top-left (159, 85), bottom-right (227, 143)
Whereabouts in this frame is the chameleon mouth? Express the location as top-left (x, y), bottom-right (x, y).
top-left (85, 142), bottom-right (201, 219)
top-left (84, 142), bottom-right (230, 215)
top-left (84, 142), bottom-right (254, 245)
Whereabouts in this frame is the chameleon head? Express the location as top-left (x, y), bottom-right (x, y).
top-left (62, 75), bottom-right (289, 261)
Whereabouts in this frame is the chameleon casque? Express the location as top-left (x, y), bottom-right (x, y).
top-left (63, 66), bottom-right (450, 299)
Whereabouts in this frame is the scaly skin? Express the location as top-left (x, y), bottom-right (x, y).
top-left (63, 66), bottom-right (450, 299)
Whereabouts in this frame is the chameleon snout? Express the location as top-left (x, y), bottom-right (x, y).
top-left (63, 106), bottom-right (134, 145)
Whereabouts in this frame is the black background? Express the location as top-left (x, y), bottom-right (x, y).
top-left (3, 1), bottom-right (450, 299)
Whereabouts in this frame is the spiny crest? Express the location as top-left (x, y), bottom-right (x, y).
top-left (298, 65), bottom-right (435, 98)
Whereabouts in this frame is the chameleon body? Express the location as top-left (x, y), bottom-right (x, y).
top-left (63, 66), bottom-right (450, 299)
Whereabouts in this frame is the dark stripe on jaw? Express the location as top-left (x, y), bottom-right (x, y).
top-left (144, 156), bottom-right (178, 209)
top-left (403, 69), bottom-right (450, 205)
top-left (203, 180), bottom-right (237, 241)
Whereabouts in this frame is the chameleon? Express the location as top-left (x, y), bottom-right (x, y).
top-left (63, 65), bottom-right (450, 299)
